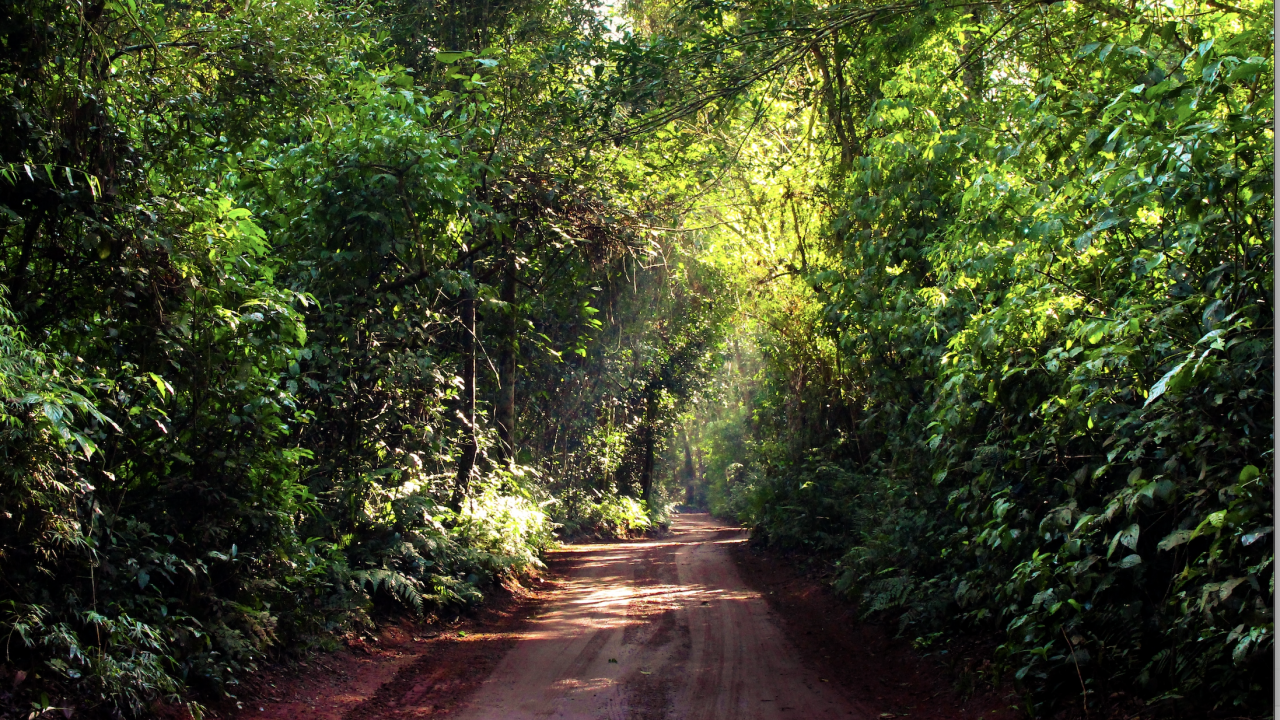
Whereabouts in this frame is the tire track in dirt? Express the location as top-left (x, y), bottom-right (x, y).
top-left (448, 513), bottom-right (871, 720)
top-left (620, 537), bottom-right (688, 720)
top-left (235, 515), bottom-right (896, 720)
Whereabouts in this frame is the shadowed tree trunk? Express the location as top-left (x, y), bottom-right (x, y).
top-left (640, 392), bottom-right (656, 506)
top-left (496, 237), bottom-right (517, 463)
top-left (681, 427), bottom-right (697, 506)
top-left (454, 252), bottom-right (478, 508)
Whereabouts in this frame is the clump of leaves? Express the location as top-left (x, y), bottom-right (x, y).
top-left (707, 2), bottom-right (1272, 714)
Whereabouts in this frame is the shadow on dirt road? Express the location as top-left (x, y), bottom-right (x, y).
top-left (236, 514), bottom-right (1017, 720)
top-left (448, 513), bottom-right (870, 720)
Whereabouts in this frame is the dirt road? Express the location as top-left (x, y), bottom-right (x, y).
top-left (236, 513), bottom-right (1016, 720)
top-left (450, 513), bottom-right (870, 720)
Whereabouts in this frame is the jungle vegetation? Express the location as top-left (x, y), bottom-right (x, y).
top-left (0, 0), bottom-right (1271, 715)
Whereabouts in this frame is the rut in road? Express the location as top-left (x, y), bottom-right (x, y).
top-left (451, 513), bottom-right (872, 720)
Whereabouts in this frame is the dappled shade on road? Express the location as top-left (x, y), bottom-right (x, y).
top-left (453, 514), bottom-right (871, 720)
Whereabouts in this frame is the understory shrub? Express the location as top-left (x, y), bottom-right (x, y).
top-left (552, 489), bottom-right (654, 539)
top-left (720, 7), bottom-right (1273, 715)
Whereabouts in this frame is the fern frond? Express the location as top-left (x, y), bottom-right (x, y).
top-left (353, 569), bottom-right (424, 612)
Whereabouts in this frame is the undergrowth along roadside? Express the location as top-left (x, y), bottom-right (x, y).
top-left (0, 0), bottom-right (723, 714)
top-left (682, 0), bottom-right (1272, 717)
top-left (0, 0), bottom-right (1271, 715)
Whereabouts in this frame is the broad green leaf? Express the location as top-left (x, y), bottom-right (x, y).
top-left (1117, 554), bottom-right (1142, 569)
top-left (1157, 529), bottom-right (1191, 551)
top-left (1144, 357), bottom-right (1190, 407)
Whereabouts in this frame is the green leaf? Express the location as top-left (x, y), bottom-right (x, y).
top-left (72, 433), bottom-right (98, 460)
top-left (1120, 523), bottom-right (1140, 550)
top-left (1158, 529), bottom-right (1191, 551)
top-left (1109, 523), bottom-right (1140, 558)
top-left (1217, 577), bottom-right (1247, 602)
top-left (1241, 527), bottom-right (1272, 546)
top-left (435, 51), bottom-right (471, 64)
top-left (146, 372), bottom-right (173, 398)
top-left (1144, 357), bottom-right (1190, 407)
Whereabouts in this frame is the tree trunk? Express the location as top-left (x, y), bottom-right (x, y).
top-left (496, 239), bottom-right (517, 464)
top-left (453, 254), bottom-right (478, 509)
top-left (640, 392), bottom-right (656, 507)
top-left (681, 427), bottom-right (697, 506)
top-left (810, 40), bottom-right (855, 170)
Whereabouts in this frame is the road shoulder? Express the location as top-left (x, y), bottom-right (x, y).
top-left (729, 540), bottom-right (1022, 720)
top-left (225, 574), bottom-right (553, 720)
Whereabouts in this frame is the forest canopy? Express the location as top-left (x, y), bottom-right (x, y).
top-left (0, 0), bottom-right (1272, 716)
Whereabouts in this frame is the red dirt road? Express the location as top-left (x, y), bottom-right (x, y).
top-left (235, 514), bottom-right (1015, 720)
top-left (451, 513), bottom-right (870, 720)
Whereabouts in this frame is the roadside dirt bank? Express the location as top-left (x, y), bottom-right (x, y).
top-left (729, 539), bottom-right (1270, 720)
top-left (728, 539), bottom-right (1020, 720)
top-left (219, 574), bottom-right (550, 719)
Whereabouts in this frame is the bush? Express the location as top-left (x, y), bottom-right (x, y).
top-left (553, 489), bottom-right (654, 539)
top-left (721, 9), bottom-right (1273, 714)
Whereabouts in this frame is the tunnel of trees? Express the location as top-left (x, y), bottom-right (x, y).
top-left (0, 0), bottom-right (1272, 715)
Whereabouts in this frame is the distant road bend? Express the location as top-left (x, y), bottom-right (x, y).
top-left (453, 513), bottom-right (870, 720)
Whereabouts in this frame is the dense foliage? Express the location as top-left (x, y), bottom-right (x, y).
top-left (0, 0), bottom-right (726, 715)
top-left (678, 0), bottom-right (1273, 715)
top-left (0, 0), bottom-right (1270, 715)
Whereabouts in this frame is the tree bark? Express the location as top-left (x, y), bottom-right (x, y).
top-left (810, 40), bottom-right (855, 169)
top-left (496, 238), bottom-right (517, 464)
top-left (640, 392), bottom-right (656, 507)
top-left (681, 427), bottom-right (697, 506)
top-left (11, 211), bottom-right (44, 305)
